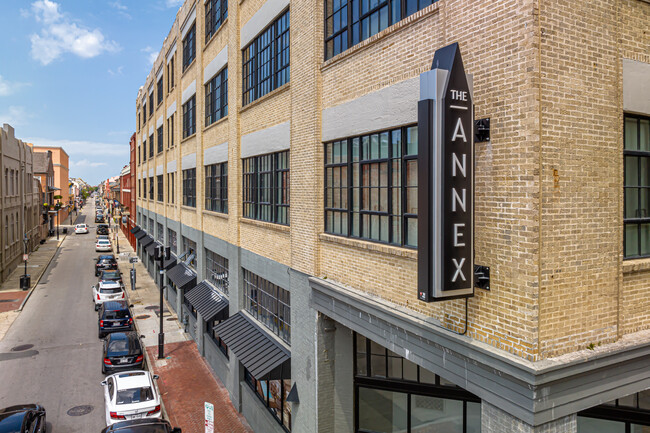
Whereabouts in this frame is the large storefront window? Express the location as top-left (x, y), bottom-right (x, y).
top-left (243, 269), bottom-right (290, 344)
top-left (578, 390), bottom-right (650, 432)
top-left (244, 368), bottom-right (291, 431)
top-left (624, 114), bottom-right (650, 258)
top-left (354, 333), bottom-right (480, 433)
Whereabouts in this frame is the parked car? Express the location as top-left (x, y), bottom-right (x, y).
top-left (99, 269), bottom-right (123, 287)
top-left (95, 255), bottom-right (118, 276)
top-left (97, 224), bottom-right (110, 235)
top-left (75, 224), bottom-right (89, 234)
top-left (98, 301), bottom-right (133, 338)
top-left (0, 404), bottom-right (46, 433)
top-left (97, 235), bottom-right (110, 241)
top-left (101, 419), bottom-right (181, 433)
top-left (93, 281), bottom-right (126, 311)
top-left (96, 239), bottom-right (112, 252)
top-left (102, 332), bottom-right (145, 374)
top-left (96, 215), bottom-right (106, 223)
top-left (101, 371), bottom-right (161, 426)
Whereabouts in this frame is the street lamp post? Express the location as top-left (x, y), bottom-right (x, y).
top-left (154, 245), bottom-right (171, 359)
top-left (23, 234), bottom-right (28, 277)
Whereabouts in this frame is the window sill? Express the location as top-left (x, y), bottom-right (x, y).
top-left (203, 209), bottom-right (228, 219)
top-left (204, 18), bottom-right (228, 51)
top-left (181, 205), bottom-right (197, 212)
top-left (168, 86), bottom-right (175, 95)
top-left (203, 115), bottom-right (228, 133)
top-left (181, 133), bottom-right (196, 144)
top-left (319, 232), bottom-right (417, 260)
top-left (182, 59), bottom-right (197, 78)
top-left (240, 217), bottom-right (290, 233)
top-left (157, 100), bottom-right (163, 109)
top-left (239, 83), bottom-right (290, 115)
top-left (321, 2), bottom-right (440, 71)
top-left (622, 257), bottom-right (650, 274)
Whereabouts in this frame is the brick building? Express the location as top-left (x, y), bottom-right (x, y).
top-left (133, 0), bottom-right (650, 432)
top-left (32, 146), bottom-right (71, 224)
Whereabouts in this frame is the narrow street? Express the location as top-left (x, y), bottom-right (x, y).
top-left (0, 205), bottom-right (106, 432)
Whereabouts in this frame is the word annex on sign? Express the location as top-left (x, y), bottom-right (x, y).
top-left (418, 43), bottom-right (474, 301)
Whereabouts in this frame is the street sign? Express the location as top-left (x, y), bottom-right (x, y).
top-left (129, 257), bottom-right (139, 263)
top-left (204, 402), bottom-right (214, 433)
top-left (23, 254), bottom-right (28, 261)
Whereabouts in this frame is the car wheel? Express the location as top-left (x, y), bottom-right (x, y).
top-left (99, 331), bottom-right (104, 339)
top-left (102, 363), bottom-right (106, 374)
top-left (94, 304), bottom-right (99, 311)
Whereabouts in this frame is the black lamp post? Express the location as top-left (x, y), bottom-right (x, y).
top-left (23, 234), bottom-right (28, 276)
top-left (154, 245), bottom-right (171, 359)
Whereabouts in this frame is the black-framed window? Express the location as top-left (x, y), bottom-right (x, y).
top-left (157, 222), bottom-right (164, 243)
top-left (167, 228), bottom-right (177, 254)
top-left (244, 368), bottom-right (291, 431)
top-left (325, 125), bottom-right (418, 247)
top-left (182, 236), bottom-right (197, 268)
top-left (182, 23), bottom-right (196, 71)
top-left (138, 112), bottom-right (141, 131)
top-left (578, 390), bottom-right (650, 432)
top-left (149, 217), bottom-right (154, 234)
top-left (205, 249), bottom-right (228, 294)
top-left (142, 178), bottom-right (146, 199)
top-left (243, 150), bottom-right (289, 225)
top-left (157, 126), bottom-right (163, 153)
top-left (624, 114), bottom-right (650, 259)
top-left (354, 333), bottom-right (481, 433)
top-left (167, 54), bottom-right (175, 91)
top-left (149, 177), bottom-right (154, 200)
top-left (205, 68), bottom-right (228, 126)
top-left (168, 114), bottom-right (175, 148)
top-left (138, 145), bottom-right (141, 165)
top-left (209, 318), bottom-right (229, 358)
top-left (167, 172), bottom-right (175, 203)
top-left (243, 269), bottom-right (290, 344)
top-left (242, 10), bottom-right (290, 106)
top-left (157, 175), bottom-right (163, 202)
top-left (142, 140), bottom-right (147, 162)
top-left (182, 168), bottom-right (196, 208)
top-left (205, 0), bottom-right (227, 42)
top-left (157, 76), bottom-right (163, 105)
top-left (148, 91), bottom-right (154, 117)
top-left (325, 0), bottom-right (436, 60)
top-left (149, 134), bottom-right (154, 157)
top-left (205, 162), bottom-right (228, 214)
top-left (138, 179), bottom-right (141, 198)
top-left (143, 102), bottom-right (147, 119)
top-left (183, 96), bottom-right (196, 138)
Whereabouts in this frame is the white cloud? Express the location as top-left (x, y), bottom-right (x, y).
top-left (29, 0), bottom-right (120, 65)
top-left (108, 66), bottom-right (124, 76)
top-left (23, 137), bottom-right (129, 157)
top-left (165, 0), bottom-right (183, 8)
top-left (70, 159), bottom-right (108, 168)
top-left (109, 1), bottom-right (132, 19)
top-left (0, 106), bottom-right (30, 127)
top-left (141, 46), bottom-right (159, 65)
top-left (0, 76), bottom-right (30, 97)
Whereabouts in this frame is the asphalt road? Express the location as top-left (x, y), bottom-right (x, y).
top-left (0, 202), bottom-right (108, 432)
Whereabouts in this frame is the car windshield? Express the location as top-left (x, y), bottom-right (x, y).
top-left (100, 287), bottom-right (122, 294)
top-left (102, 271), bottom-right (120, 279)
top-left (105, 310), bottom-right (130, 319)
top-left (116, 387), bottom-right (153, 404)
top-left (107, 339), bottom-right (129, 355)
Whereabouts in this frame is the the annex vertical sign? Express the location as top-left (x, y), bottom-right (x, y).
top-left (418, 43), bottom-right (474, 301)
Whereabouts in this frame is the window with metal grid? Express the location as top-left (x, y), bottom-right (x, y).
top-left (205, 67), bottom-right (228, 127)
top-left (242, 150), bottom-right (289, 225)
top-left (157, 126), bottom-right (163, 153)
top-left (157, 175), bottom-right (163, 202)
top-left (205, 162), bottom-right (228, 214)
top-left (182, 168), bottom-right (196, 208)
top-left (182, 96), bottom-right (196, 138)
top-left (205, 249), bottom-right (228, 295)
top-left (205, 0), bottom-right (228, 42)
top-left (624, 114), bottom-right (650, 258)
top-left (182, 23), bottom-right (196, 71)
top-left (242, 268), bottom-right (290, 344)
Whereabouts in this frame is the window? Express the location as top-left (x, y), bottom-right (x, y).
top-left (167, 54), bottom-right (175, 91)
top-left (205, 249), bottom-right (228, 294)
top-left (138, 179), bottom-right (141, 198)
top-left (168, 114), bottom-right (175, 148)
top-left (142, 139), bottom-right (147, 161)
top-left (157, 126), bottom-right (163, 153)
top-left (149, 217), bottom-right (155, 233)
top-left (243, 151), bottom-right (289, 225)
top-left (148, 91), bottom-right (154, 117)
top-left (138, 112), bottom-right (141, 131)
top-left (325, 125), bottom-right (418, 247)
top-left (209, 318), bottom-right (229, 358)
top-left (149, 177), bottom-right (154, 200)
top-left (138, 145), bottom-right (141, 165)
top-left (142, 178), bottom-right (147, 199)
top-left (182, 23), bottom-right (196, 71)
top-left (205, 68), bottom-right (228, 126)
top-left (182, 168), bottom-right (196, 207)
top-left (242, 10), bottom-right (290, 105)
top-left (624, 114), bottom-right (650, 258)
top-left (182, 96), bottom-right (196, 138)
top-left (182, 236), bottom-right (197, 267)
top-left (157, 175), bottom-right (163, 202)
top-left (205, 0), bottom-right (227, 42)
top-left (157, 76), bottom-right (163, 105)
top-left (244, 369), bottom-right (292, 431)
top-left (205, 162), bottom-right (228, 213)
top-left (156, 222), bottom-right (164, 243)
top-left (167, 228), bottom-right (177, 254)
top-left (167, 172), bottom-right (175, 203)
top-left (324, 0), bottom-right (436, 60)
top-left (243, 269), bottom-right (290, 343)
top-left (143, 102), bottom-right (147, 120)
top-left (149, 134), bottom-right (154, 157)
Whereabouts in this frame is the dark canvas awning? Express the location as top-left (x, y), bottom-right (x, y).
top-left (167, 263), bottom-right (196, 290)
top-left (184, 281), bottom-right (229, 322)
top-left (162, 254), bottom-right (177, 271)
top-left (214, 312), bottom-right (290, 379)
top-left (130, 226), bottom-right (141, 234)
top-left (146, 241), bottom-right (160, 256)
top-left (140, 235), bottom-right (154, 248)
top-left (135, 230), bottom-right (147, 240)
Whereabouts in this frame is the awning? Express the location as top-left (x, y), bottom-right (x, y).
top-left (184, 281), bottom-right (229, 322)
top-left (135, 230), bottom-right (147, 240)
top-left (162, 254), bottom-right (177, 271)
top-left (166, 263), bottom-right (196, 290)
top-left (130, 226), bottom-right (141, 234)
top-left (146, 241), bottom-right (160, 256)
top-left (214, 312), bottom-right (290, 379)
top-left (140, 235), bottom-right (154, 248)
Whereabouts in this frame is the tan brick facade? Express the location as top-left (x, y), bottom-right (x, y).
top-left (135, 0), bottom-right (650, 374)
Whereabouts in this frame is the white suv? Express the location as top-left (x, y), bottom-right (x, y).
top-left (93, 281), bottom-right (125, 311)
top-left (75, 224), bottom-right (89, 234)
top-left (101, 371), bottom-right (161, 426)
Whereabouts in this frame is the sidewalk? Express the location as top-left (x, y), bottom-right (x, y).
top-left (112, 228), bottom-right (252, 433)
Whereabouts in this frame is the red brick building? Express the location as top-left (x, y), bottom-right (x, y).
top-left (122, 133), bottom-right (136, 248)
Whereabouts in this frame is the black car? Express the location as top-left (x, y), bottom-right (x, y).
top-left (96, 215), bottom-right (105, 223)
top-left (0, 404), bottom-right (46, 433)
top-left (98, 301), bottom-right (133, 338)
top-left (97, 224), bottom-right (109, 235)
top-left (102, 332), bottom-right (144, 374)
top-left (101, 419), bottom-right (181, 433)
top-left (95, 255), bottom-right (118, 276)
top-left (99, 269), bottom-right (123, 285)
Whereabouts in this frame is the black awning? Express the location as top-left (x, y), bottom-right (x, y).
top-left (167, 263), bottom-right (196, 290)
top-left (140, 235), bottom-right (154, 248)
top-left (145, 241), bottom-right (160, 256)
top-left (130, 226), bottom-right (141, 234)
top-left (214, 312), bottom-right (290, 379)
top-left (162, 254), bottom-right (177, 271)
top-left (184, 281), bottom-right (229, 322)
top-left (135, 230), bottom-right (147, 240)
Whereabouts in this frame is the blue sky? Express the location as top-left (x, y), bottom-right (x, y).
top-left (0, 0), bottom-right (183, 185)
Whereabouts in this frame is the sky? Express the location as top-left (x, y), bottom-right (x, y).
top-left (0, 0), bottom-right (184, 185)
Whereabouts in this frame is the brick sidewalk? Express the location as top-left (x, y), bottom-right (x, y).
top-left (0, 292), bottom-right (28, 314)
top-left (146, 341), bottom-right (252, 433)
